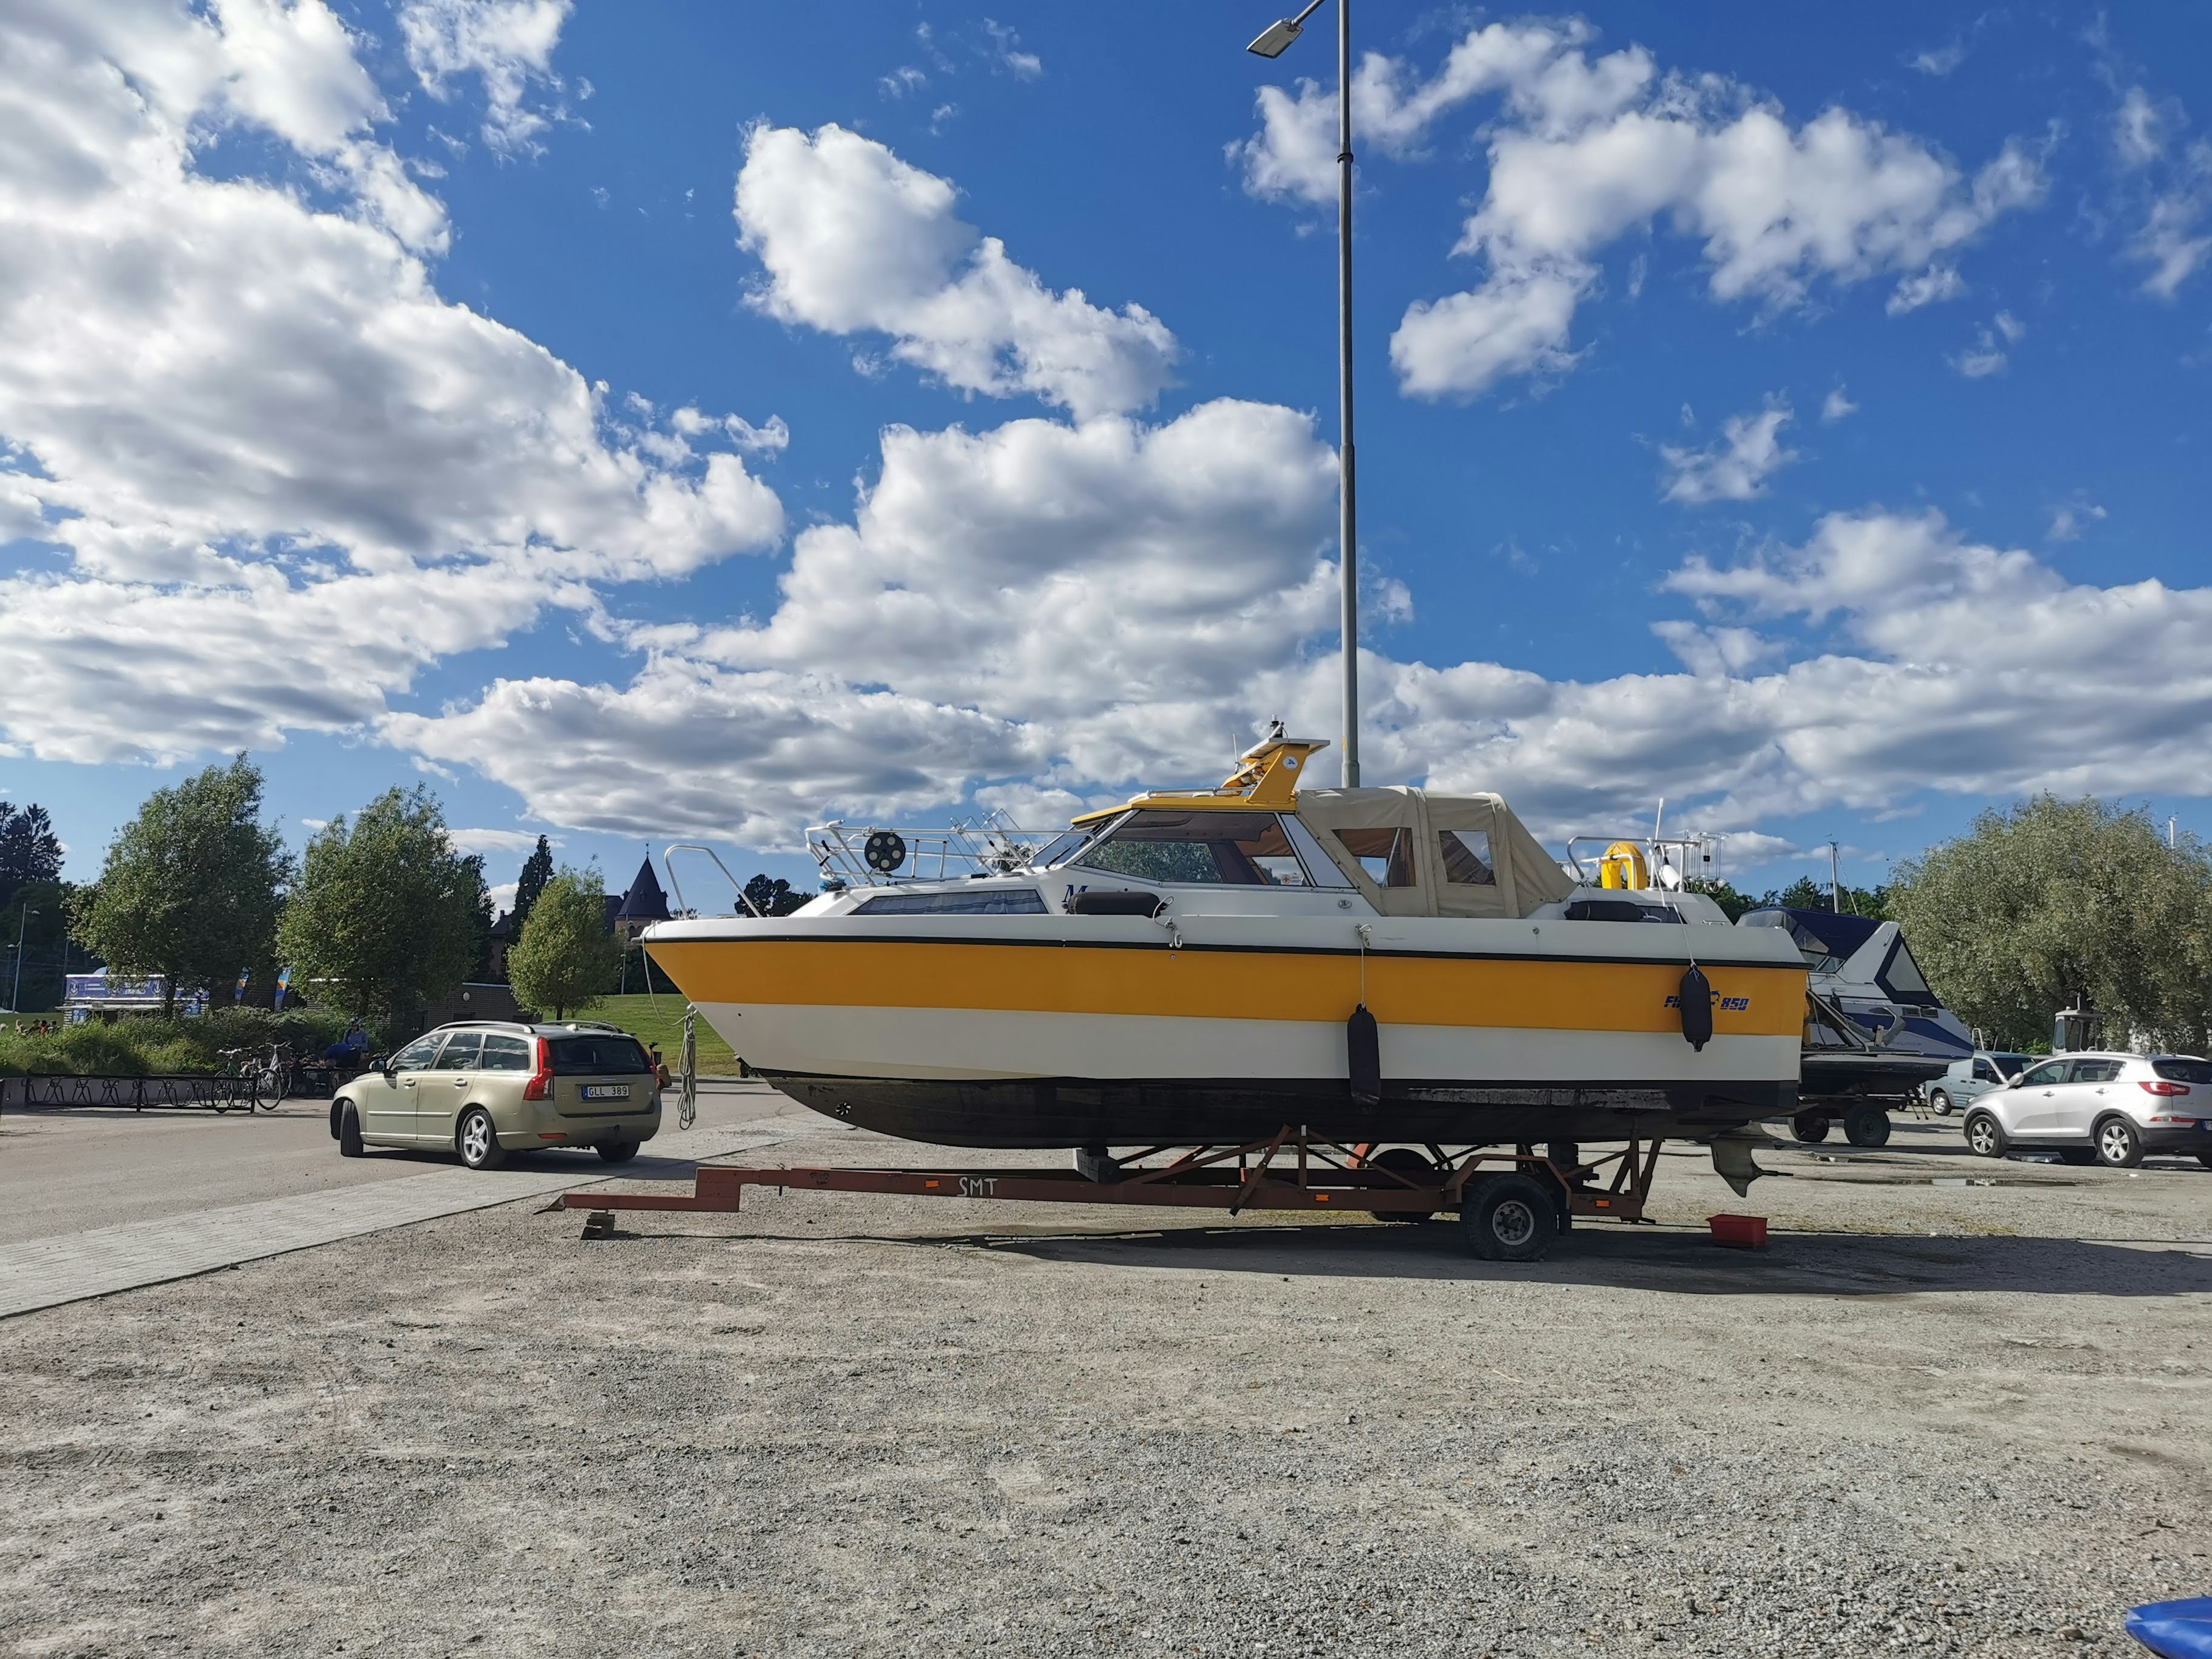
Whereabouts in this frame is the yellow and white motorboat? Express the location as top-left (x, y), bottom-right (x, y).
top-left (642, 729), bottom-right (1809, 1152)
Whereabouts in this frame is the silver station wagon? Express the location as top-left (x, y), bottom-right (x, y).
top-left (329, 1021), bottom-right (662, 1169)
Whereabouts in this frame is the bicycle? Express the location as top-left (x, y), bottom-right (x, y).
top-left (214, 1043), bottom-right (295, 1111)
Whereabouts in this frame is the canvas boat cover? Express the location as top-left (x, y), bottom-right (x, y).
top-left (1294, 787), bottom-right (1574, 919)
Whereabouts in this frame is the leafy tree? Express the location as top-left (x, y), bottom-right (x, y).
top-left (743, 873), bottom-right (812, 916)
top-left (71, 756), bottom-right (290, 1014)
top-left (0, 801), bottom-right (63, 910)
top-left (1890, 796), bottom-right (2212, 1053)
top-left (277, 787), bottom-right (484, 1031)
top-left (511, 835), bottom-right (555, 932)
top-left (1683, 878), bottom-right (1757, 922)
top-left (507, 867), bottom-right (622, 1021)
top-left (2, 880), bottom-right (84, 1013)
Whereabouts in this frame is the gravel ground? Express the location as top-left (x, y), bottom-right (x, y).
top-left (1, 1114), bottom-right (2207, 1658)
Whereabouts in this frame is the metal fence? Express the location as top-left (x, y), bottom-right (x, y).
top-left (0, 1073), bottom-right (266, 1112)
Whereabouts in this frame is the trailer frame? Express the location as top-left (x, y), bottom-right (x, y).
top-left (561, 1127), bottom-right (1666, 1256)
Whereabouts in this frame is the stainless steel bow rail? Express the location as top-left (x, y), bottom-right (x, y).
top-left (562, 1129), bottom-right (1667, 1261)
top-left (0, 1072), bottom-right (272, 1113)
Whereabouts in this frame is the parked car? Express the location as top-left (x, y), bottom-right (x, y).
top-left (1922, 1050), bottom-right (2033, 1115)
top-left (328, 1021), bottom-right (662, 1169)
top-left (1961, 1051), bottom-right (2212, 1168)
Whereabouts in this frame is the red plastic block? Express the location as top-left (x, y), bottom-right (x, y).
top-left (1708, 1213), bottom-right (1768, 1249)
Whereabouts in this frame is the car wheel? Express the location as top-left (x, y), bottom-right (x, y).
top-left (2056, 1147), bottom-right (2097, 1166)
top-left (1793, 1112), bottom-right (1831, 1144)
top-left (2198, 1151), bottom-right (2212, 1171)
top-left (2093, 1116), bottom-right (2145, 1169)
top-left (457, 1107), bottom-right (505, 1171)
top-left (595, 1139), bottom-right (638, 1165)
top-left (1843, 1104), bottom-right (1892, 1148)
top-left (1459, 1173), bottom-right (1556, 1263)
top-left (338, 1103), bottom-right (363, 1158)
top-left (1364, 1147), bottom-right (1437, 1222)
top-left (1964, 1112), bottom-right (2006, 1159)
top-left (1929, 1088), bottom-right (1953, 1116)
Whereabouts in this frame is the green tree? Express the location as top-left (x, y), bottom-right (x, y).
top-left (511, 835), bottom-right (555, 932)
top-left (277, 787), bottom-right (486, 1031)
top-left (1683, 878), bottom-right (1757, 922)
top-left (1890, 796), bottom-right (2212, 1053)
top-left (71, 756), bottom-right (290, 1014)
top-left (0, 801), bottom-right (63, 911)
top-left (507, 868), bottom-right (622, 1021)
top-left (743, 873), bottom-right (812, 916)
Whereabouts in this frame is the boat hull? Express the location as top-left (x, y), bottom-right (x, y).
top-left (644, 914), bottom-right (1808, 1149)
top-left (764, 1072), bottom-right (1795, 1148)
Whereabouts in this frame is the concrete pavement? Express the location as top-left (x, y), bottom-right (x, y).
top-left (0, 1080), bottom-right (815, 1319)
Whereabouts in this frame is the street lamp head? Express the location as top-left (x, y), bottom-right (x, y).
top-left (1247, 18), bottom-right (1302, 57)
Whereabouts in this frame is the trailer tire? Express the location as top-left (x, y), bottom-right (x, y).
top-left (1365, 1147), bottom-right (1437, 1222)
top-left (1460, 1173), bottom-right (1556, 1263)
top-left (1843, 1104), bottom-right (1891, 1149)
top-left (1792, 1111), bottom-right (1831, 1144)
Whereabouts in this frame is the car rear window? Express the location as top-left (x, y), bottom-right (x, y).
top-left (481, 1035), bottom-right (532, 1071)
top-left (547, 1035), bottom-right (652, 1076)
top-left (2152, 1059), bottom-right (2212, 1084)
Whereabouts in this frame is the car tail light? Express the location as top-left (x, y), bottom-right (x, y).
top-left (2138, 1080), bottom-right (2190, 1096)
top-left (522, 1037), bottom-right (554, 1101)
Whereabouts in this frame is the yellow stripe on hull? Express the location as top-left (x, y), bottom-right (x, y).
top-left (646, 936), bottom-right (1805, 1041)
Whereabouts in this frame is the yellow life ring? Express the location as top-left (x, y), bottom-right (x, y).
top-left (1598, 840), bottom-right (1650, 891)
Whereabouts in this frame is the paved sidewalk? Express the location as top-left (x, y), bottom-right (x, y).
top-left (0, 1120), bottom-right (800, 1320)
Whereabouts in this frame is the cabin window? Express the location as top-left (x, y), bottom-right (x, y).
top-left (1072, 810), bottom-right (1317, 886)
top-left (1437, 829), bottom-right (1495, 885)
top-left (854, 888), bottom-right (1050, 915)
top-left (1877, 938), bottom-right (1937, 1003)
top-left (1334, 827), bottom-right (1418, 888)
top-left (1282, 815), bottom-right (1355, 888)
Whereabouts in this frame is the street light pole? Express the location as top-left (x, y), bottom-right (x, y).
top-left (7, 907), bottom-right (34, 1016)
top-left (1249, 0), bottom-right (1359, 785)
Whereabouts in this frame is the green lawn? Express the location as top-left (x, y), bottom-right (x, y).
top-left (585, 994), bottom-right (742, 1076)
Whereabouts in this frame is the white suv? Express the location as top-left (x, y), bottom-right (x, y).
top-left (1961, 1051), bottom-right (2212, 1169)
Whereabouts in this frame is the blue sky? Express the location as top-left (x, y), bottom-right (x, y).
top-left (2, 1), bottom-right (2208, 910)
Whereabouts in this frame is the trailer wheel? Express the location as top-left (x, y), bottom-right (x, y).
top-left (1792, 1111), bottom-right (1831, 1144)
top-left (1460, 1173), bottom-right (1556, 1263)
top-left (1365, 1147), bottom-right (1437, 1222)
top-left (1843, 1104), bottom-right (1891, 1148)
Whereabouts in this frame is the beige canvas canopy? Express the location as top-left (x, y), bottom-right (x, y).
top-left (1294, 788), bottom-right (1574, 919)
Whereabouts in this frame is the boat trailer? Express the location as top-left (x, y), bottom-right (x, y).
top-left (561, 1128), bottom-right (1668, 1261)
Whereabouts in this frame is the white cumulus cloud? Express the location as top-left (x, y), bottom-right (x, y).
top-left (1237, 17), bottom-right (2046, 399)
top-left (0, 0), bottom-right (782, 765)
top-left (1659, 399), bottom-right (1798, 505)
top-left (734, 124), bottom-right (1177, 421)
top-left (399, 0), bottom-right (573, 157)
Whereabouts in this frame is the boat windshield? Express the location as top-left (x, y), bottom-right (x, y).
top-left (1028, 820), bottom-right (1119, 870)
top-left (1877, 938), bottom-right (1939, 1005)
top-left (1071, 810), bottom-right (1321, 887)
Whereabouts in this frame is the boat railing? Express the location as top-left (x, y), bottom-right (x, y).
top-left (808, 816), bottom-right (1062, 888)
top-left (663, 843), bottom-right (765, 919)
top-left (1562, 832), bottom-right (1720, 884)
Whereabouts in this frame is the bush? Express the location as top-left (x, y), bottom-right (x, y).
top-left (0, 1008), bottom-right (359, 1077)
